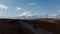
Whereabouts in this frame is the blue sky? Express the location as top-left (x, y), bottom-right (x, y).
top-left (0, 0), bottom-right (60, 17)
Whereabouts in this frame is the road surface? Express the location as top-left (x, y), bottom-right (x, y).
top-left (18, 21), bottom-right (53, 34)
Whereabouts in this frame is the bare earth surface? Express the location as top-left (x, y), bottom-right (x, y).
top-left (18, 21), bottom-right (52, 34)
top-left (0, 19), bottom-right (59, 34)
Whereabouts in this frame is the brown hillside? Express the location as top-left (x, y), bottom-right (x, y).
top-left (26, 19), bottom-right (60, 34)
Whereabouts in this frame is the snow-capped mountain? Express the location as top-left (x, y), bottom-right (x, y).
top-left (0, 11), bottom-right (41, 20)
top-left (12, 11), bottom-right (41, 20)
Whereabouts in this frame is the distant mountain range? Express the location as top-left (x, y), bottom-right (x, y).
top-left (11, 11), bottom-right (41, 20)
top-left (1, 11), bottom-right (60, 20)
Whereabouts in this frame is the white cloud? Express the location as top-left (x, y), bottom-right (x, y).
top-left (16, 7), bottom-right (25, 11)
top-left (0, 4), bottom-right (8, 10)
top-left (16, 7), bottom-right (22, 10)
top-left (28, 3), bottom-right (37, 5)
